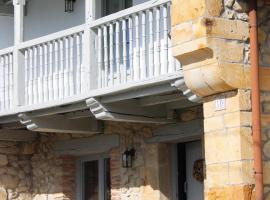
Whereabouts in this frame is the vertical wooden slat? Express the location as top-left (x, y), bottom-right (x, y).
top-left (38, 45), bottom-right (44, 102)
top-left (0, 56), bottom-right (4, 110)
top-left (141, 11), bottom-right (147, 79)
top-left (8, 54), bottom-right (13, 108)
top-left (103, 26), bottom-right (108, 87)
top-left (69, 35), bottom-right (75, 96)
top-left (149, 9), bottom-right (154, 77)
top-left (28, 48), bottom-right (33, 105)
top-left (128, 17), bottom-right (134, 80)
top-left (115, 21), bottom-right (121, 83)
top-left (97, 28), bottom-right (103, 88)
top-left (33, 46), bottom-right (38, 103)
top-left (43, 43), bottom-right (49, 102)
top-left (76, 33), bottom-right (82, 93)
top-left (134, 14), bottom-right (140, 81)
top-left (154, 7), bottom-right (161, 76)
top-left (59, 39), bottom-right (64, 99)
top-left (3, 56), bottom-right (7, 109)
top-left (48, 42), bottom-right (54, 101)
top-left (122, 19), bottom-right (127, 83)
top-left (54, 40), bottom-right (59, 100)
top-left (64, 37), bottom-right (70, 97)
top-left (162, 5), bottom-right (168, 74)
top-left (109, 24), bottom-right (114, 86)
top-left (24, 50), bottom-right (29, 105)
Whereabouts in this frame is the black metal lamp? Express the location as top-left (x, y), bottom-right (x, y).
top-left (65, 0), bottom-right (76, 13)
top-left (122, 148), bottom-right (135, 168)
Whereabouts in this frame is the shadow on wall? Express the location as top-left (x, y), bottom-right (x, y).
top-left (0, 122), bottom-right (175, 200)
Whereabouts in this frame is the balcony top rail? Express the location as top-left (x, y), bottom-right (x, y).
top-left (0, 47), bottom-right (14, 56)
top-left (90, 0), bottom-right (171, 28)
top-left (18, 24), bottom-right (85, 50)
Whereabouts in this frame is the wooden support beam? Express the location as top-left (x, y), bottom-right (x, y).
top-left (145, 119), bottom-right (203, 143)
top-left (19, 114), bottom-right (102, 134)
top-left (0, 129), bottom-right (37, 141)
top-left (87, 98), bottom-right (176, 124)
top-left (54, 134), bottom-right (119, 156)
top-left (139, 93), bottom-right (186, 107)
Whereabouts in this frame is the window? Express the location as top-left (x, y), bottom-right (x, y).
top-left (77, 155), bottom-right (111, 200)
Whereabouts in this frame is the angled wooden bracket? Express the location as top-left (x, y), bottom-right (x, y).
top-left (86, 98), bottom-right (176, 124)
top-left (171, 78), bottom-right (202, 103)
top-left (18, 113), bottom-right (102, 134)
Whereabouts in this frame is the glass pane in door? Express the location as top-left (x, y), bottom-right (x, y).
top-left (84, 160), bottom-right (99, 200)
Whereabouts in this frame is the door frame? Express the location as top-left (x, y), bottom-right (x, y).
top-left (76, 153), bottom-right (110, 200)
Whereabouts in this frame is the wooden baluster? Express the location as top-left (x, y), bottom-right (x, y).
top-left (134, 14), bottom-right (140, 81)
top-left (49, 42), bottom-right (54, 101)
top-left (8, 54), bottom-right (13, 108)
top-left (28, 48), bottom-right (33, 105)
top-left (3, 56), bottom-right (8, 109)
top-left (154, 7), bottom-right (161, 76)
top-left (103, 26), bottom-right (109, 87)
top-left (64, 37), bottom-right (70, 97)
top-left (128, 17), bottom-right (133, 80)
top-left (76, 33), bottom-right (82, 93)
top-left (115, 21), bottom-right (121, 84)
top-left (33, 46), bottom-right (38, 103)
top-left (24, 50), bottom-right (29, 105)
top-left (141, 11), bottom-right (147, 79)
top-left (69, 35), bottom-right (75, 96)
top-left (0, 56), bottom-right (4, 110)
top-left (97, 28), bottom-right (103, 88)
top-left (54, 40), bottom-right (59, 99)
top-left (59, 39), bottom-right (64, 99)
top-left (122, 19), bottom-right (127, 83)
top-left (43, 43), bottom-right (49, 102)
top-left (38, 45), bottom-right (44, 102)
top-left (5, 55), bottom-right (10, 108)
top-left (162, 5), bottom-right (168, 74)
top-left (109, 23), bottom-right (114, 86)
top-left (149, 9), bottom-right (154, 77)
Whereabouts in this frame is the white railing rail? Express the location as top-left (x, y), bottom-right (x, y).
top-left (91, 0), bottom-right (179, 88)
top-left (18, 25), bottom-right (85, 106)
top-left (0, 48), bottom-right (14, 111)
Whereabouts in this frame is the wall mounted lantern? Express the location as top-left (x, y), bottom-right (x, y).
top-left (65, 0), bottom-right (76, 13)
top-left (122, 148), bottom-right (135, 168)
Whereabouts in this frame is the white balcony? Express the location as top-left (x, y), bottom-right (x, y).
top-left (0, 0), bottom-right (198, 126)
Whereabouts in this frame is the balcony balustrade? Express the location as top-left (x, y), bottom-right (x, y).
top-left (0, 0), bottom-right (182, 116)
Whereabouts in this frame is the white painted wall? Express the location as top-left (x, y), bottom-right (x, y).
top-left (0, 16), bottom-right (14, 49)
top-left (24, 0), bottom-right (85, 41)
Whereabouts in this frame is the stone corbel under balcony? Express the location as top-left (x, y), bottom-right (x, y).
top-left (18, 113), bottom-right (102, 134)
top-left (171, 16), bottom-right (251, 97)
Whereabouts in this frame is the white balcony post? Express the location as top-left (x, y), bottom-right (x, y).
top-left (13, 0), bottom-right (25, 106)
top-left (84, 0), bottom-right (98, 91)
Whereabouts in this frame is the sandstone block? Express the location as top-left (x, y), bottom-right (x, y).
top-left (205, 163), bottom-right (229, 187)
top-left (0, 174), bottom-right (19, 189)
top-left (0, 187), bottom-right (7, 200)
top-left (204, 115), bottom-right (224, 133)
top-left (0, 155), bottom-right (8, 167)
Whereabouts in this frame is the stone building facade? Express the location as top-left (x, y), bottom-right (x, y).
top-left (0, 0), bottom-right (269, 199)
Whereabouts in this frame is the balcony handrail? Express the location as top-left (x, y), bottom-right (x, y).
top-left (90, 0), bottom-right (171, 28)
top-left (0, 46), bottom-right (14, 56)
top-left (18, 24), bottom-right (85, 50)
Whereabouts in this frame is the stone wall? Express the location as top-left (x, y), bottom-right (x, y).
top-left (104, 122), bottom-right (171, 200)
top-left (0, 141), bottom-right (33, 200)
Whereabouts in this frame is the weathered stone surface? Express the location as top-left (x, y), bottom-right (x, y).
top-left (0, 155), bottom-right (8, 167)
top-left (1, 174), bottom-right (19, 189)
top-left (264, 141), bottom-right (270, 159)
top-left (0, 187), bottom-right (7, 200)
top-left (206, 185), bottom-right (255, 200)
